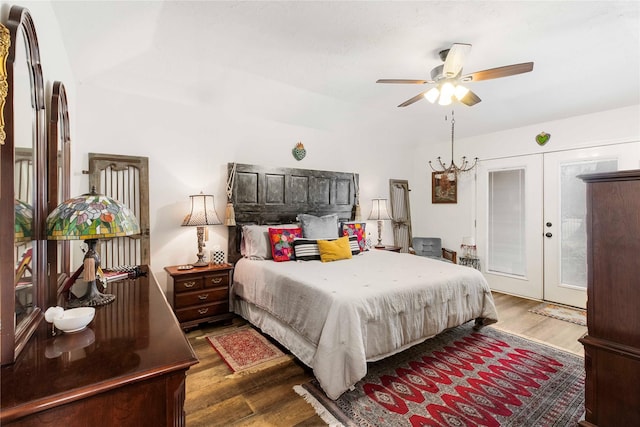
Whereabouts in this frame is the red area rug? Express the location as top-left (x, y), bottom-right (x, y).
top-left (295, 324), bottom-right (584, 426)
top-left (206, 326), bottom-right (285, 372)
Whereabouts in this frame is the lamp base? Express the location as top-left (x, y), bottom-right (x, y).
top-left (68, 238), bottom-right (116, 307)
top-left (193, 226), bottom-right (209, 267)
top-left (192, 256), bottom-right (209, 267)
top-left (67, 279), bottom-right (115, 308)
top-left (374, 244), bottom-right (386, 249)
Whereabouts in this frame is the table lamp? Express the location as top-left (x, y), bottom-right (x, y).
top-left (368, 198), bottom-right (392, 248)
top-left (182, 192), bottom-right (222, 267)
top-left (46, 188), bottom-right (140, 307)
top-left (14, 199), bottom-right (33, 243)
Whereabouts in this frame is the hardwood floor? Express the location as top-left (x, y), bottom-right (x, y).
top-left (184, 292), bottom-right (587, 426)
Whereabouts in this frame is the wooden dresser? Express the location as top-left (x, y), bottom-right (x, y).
top-left (165, 263), bottom-right (234, 330)
top-left (579, 170), bottom-right (640, 426)
top-left (0, 268), bottom-right (198, 426)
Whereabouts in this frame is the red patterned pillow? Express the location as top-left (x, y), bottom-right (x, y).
top-left (268, 227), bottom-right (303, 262)
top-left (341, 222), bottom-right (367, 252)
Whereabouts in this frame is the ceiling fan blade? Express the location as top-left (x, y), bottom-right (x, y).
top-left (377, 79), bottom-right (432, 84)
top-left (462, 62), bottom-right (534, 82)
top-left (442, 43), bottom-right (472, 78)
top-left (398, 91), bottom-right (428, 107)
top-left (459, 89), bottom-right (481, 106)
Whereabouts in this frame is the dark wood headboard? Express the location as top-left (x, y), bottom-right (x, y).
top-left (227, 163), bottom-right (359, 264)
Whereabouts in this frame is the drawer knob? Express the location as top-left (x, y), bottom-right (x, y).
top-left (198, 294), bottom-right (209, 301)
top-left (184, 281), bottom-right (196, 288)
top-left (198, 307), bottom-right (209, 315)
top-left (211, 277), bottom-right (223, 284)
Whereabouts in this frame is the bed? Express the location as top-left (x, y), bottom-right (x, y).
top-left (227, 163), bottom-right (498, 400)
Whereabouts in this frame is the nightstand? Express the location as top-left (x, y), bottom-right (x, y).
top-left (165, 263), bottom-right (234, 330)
top-left (375, 245), bottom-right (402, 253)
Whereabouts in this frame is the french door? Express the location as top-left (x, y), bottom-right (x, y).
top-left (478, 142), bottom-right (640, 308)
top-left (542, 143), bottom-right (640, 308)
top-left (477, 155), bottom-right (543, 300)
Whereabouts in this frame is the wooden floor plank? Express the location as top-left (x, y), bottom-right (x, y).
top-left (184, 292), bottom-right (587, 426)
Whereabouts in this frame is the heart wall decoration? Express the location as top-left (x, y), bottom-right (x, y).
top-left (292, 142), bottom-right (306, 161)
top-left (536, 132), bottom-right (551, 146)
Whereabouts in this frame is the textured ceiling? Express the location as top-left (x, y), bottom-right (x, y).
top-left (51, 1), bottom-right (640, 141)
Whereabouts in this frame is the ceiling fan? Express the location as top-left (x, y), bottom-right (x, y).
top-left (377, 43), bottom-right (534, 107)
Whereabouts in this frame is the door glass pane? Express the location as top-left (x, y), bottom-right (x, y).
top-left (488, 169), bottom-right (526, 276)
top-left (560, 159), bottom-right (617, 287)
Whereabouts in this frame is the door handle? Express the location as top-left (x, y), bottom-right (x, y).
top-left (545, 232), bottom-right (552, 238)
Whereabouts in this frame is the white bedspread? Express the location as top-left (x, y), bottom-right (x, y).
top-left (232, 250), bottom-right (498, 399)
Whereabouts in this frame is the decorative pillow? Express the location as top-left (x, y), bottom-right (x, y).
top-left (294, 235), bottom-right (359, 261)
top-left (293, 238), bottom-right (323, 261)
top-left (317, 236), bottom-right (353, 263)
top-left (241, 224), bottom-right (298, 259)
top-left (298, 213), bottom-right (339, 239)
top-left (346, 235), bottom-right (360, 254)
top-left (340, 222), bottom-right (367, 252)
top-left (268, 227), bottom-right (303, 262)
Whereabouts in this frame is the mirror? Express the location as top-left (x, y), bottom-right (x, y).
top-left (48, 81), bottom-right (71, 305)
top-left (0, 6), bottom-right (47, 365)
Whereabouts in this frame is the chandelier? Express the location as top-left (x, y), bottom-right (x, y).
top-left (429, 110), bottom-right (478, 175)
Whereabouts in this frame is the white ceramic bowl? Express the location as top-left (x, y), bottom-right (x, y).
top-left (53, 307), bottom-right (95, 333)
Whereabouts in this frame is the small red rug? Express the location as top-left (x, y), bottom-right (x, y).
top-left (529, 302), bottom-right (586, 326)
top-left (206, 326), bottom-right (285, 372)
top-left (295, 324), bottom-right (584, 426)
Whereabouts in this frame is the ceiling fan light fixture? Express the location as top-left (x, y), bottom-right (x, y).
top-left (424, 87), bottom-right (439, 103)
top-left (377, 42), bottom-right (533, 109)
top-left (454, 85), bottom-right (469, 100)
top-left (438, 82), bottom-right (455, 105)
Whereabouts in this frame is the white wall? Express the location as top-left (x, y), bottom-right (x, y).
top-left (411, 104), bottom-right (640, 253)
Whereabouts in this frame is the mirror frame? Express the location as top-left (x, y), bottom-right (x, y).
top-left (48, 81), bottom-right (71, 305)
top-left (0, 6), bottom-right (47, 365)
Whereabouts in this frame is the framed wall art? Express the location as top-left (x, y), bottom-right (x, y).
top-left (432, 172), bottom-right (457, 204)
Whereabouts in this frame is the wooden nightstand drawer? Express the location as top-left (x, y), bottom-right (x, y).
top-left (174, 276), bottom-right (204, 292)
top-left (175, 302), bottom-right (229, 323)
top-left (165, 263), bottom-right (234, 330)
top-left (203, 272), bottom-right (229, 288)
top-left (175, 288), bottom-right (228, 309)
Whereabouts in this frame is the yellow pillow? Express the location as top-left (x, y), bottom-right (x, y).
top-left (317, 236), bottom-right (353, 262)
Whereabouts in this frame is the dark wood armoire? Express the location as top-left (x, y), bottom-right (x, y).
top-left (579, 169), bottom-right (640, 426)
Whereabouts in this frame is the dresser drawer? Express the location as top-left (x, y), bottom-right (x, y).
top-left (174, 288), bottom-right (228, 309)
top-left (174, 276), bottom-right (204, 292)
top-left (175, 302), bottom-right (229, 323)
top-left (203, 272), bottom-right (229, 288)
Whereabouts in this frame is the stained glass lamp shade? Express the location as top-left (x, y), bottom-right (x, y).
top-left (182, 193), bottom-right (222, 267)
top-left (46, 188), bottom-right (140, 307)
top-left (14, 199), bottom-right (33, 243)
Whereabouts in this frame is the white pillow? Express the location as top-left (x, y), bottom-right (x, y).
top-left (241, 224), bottom-right (299, 259)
